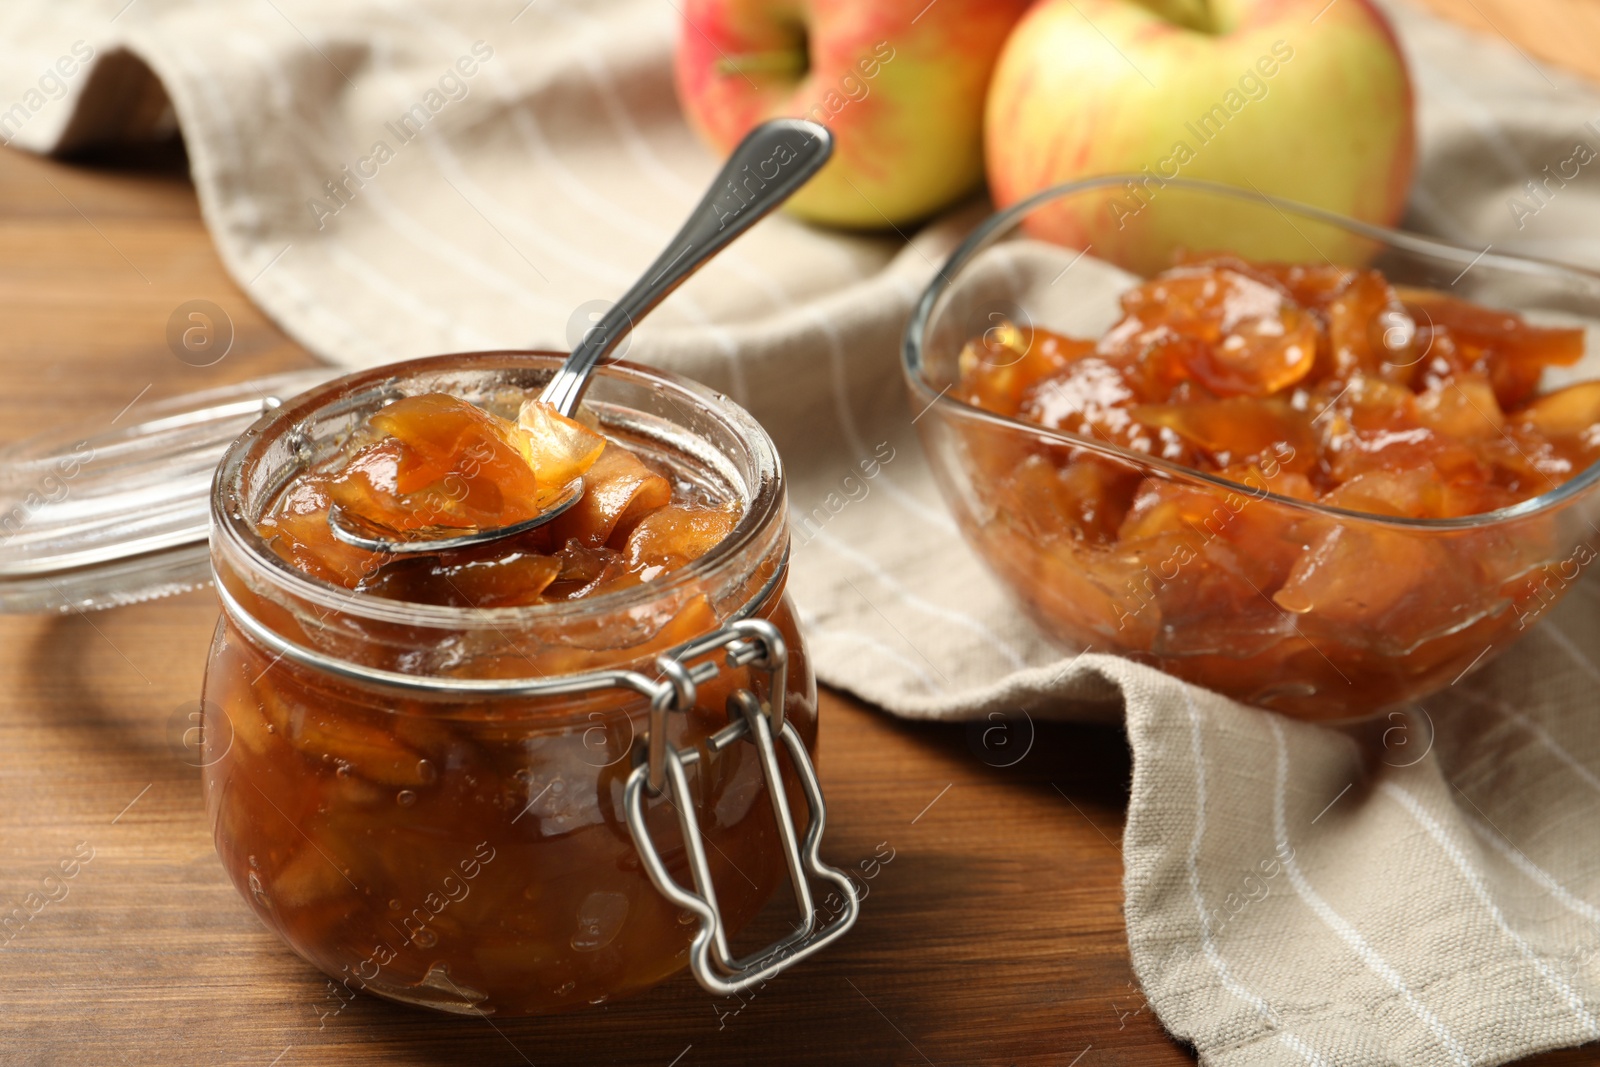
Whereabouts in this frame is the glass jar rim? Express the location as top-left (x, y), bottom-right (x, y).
top-left (902, 173), bottom-right (1600, 532)
top-left (211, 350), bottom-right (786, 633)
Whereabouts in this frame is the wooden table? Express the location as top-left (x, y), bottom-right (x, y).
top-left (1, 8), bottom-right (1595, 1064)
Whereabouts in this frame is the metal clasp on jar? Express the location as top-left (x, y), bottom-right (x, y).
top-left (624, 619), bottom-right (860, 996)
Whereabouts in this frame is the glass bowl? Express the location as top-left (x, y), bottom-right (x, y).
top-left (903, 177), bottom-right (1600, 722)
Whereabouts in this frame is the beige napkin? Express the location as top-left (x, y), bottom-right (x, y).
top-left (8, 0), bottom-right (1600, 1062)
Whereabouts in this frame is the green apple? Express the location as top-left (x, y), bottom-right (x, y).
top-left (984, 0), bottom-right (1415, 267)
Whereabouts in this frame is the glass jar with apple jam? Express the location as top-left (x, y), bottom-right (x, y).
top-left (201, 351), bottom-right (857, 1016)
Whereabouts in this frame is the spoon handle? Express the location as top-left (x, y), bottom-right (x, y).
top-left (540, 118), bottom-right (833, 416)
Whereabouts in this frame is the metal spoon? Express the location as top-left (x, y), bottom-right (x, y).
top-left (328, 118), bottom-right (833, 555)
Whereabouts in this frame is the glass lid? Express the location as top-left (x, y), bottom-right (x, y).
top-left (0, 369), bottom-right (334, 614)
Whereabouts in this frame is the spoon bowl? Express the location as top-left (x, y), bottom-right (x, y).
top-left (325, 478), bottom-right (584, 555)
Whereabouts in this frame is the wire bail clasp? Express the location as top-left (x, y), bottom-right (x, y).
top-left (623, 619), bottom-right (859, 996)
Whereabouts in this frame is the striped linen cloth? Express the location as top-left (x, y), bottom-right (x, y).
top-left (7, 0), bottom-right (1600, 1062)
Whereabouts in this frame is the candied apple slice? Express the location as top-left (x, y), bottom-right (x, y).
top-left (1215, 460), bottom-right (1316, 502)
top-left (1507, 380), bottom-right (1600, 481)
top-left (1017, 357), bottom-right (1164, 452)
top-left (1109, 329), bottom-right (1204, 403)
top-left (253, 389), bottom-right (744, 611)
top-left (280, 699), bottom-right (435, 787)
top-left (633, 593), bottom-right (718, 657)
top-left (370, 394), bottom-right (532, 490)
top-left (1515, 380), bottom-right (1600, 440)
top-left (1403, 291), bottom-right (1584, 366)
top-left (564, 556), bottom-right (645, 601)
top-left (1188, 306), bottom-right (1318, 397)
top-left (257, 480), bottom-right (386, 589)
top-left (1403, 291), bottom-right (1584, 409)
top-left (1095, 480), bottom-right (1295, 656)
top-left (1115, 474), bottom-right (1301, 595)
top-left (1133, 397), bottom-right (1314, 471)
top-left (523, 594), bottom-right (721, 675)
top-left (1118, 266), bottom-right (1319, 396)
top-left (516, 400), bottom-right (607, 497)
top-left (366, 552), bottom-right (563, 608)
top-left (1273, 523), bottom-right (1488, 654)
top-left (1019, 357), bottom-right (1134, 425)
top-left (997, 453), bottom-right (1139, 545)
top-left (1117, 266), bottom-right (1277, 341)
top-left (625, 503), bottom-right (741, 571)
top-left (1033, 539), bottom-right (1158, 648)
top-left (1325, 269), bottom-right (1415, 381)
top-left (329, 394), bottom-right (545, 536)
top-left (1254, 262), bottom-right (1357, 309)
top-left (1052, 456), bottom-right (1143, 544)
top-left (1143, 544), bottom-right (1295, 659)
top-left (1316, 376), bottom-right (1492, 488)
top-left (1320, 468), bottom-right (1445, 518)
top-left (272, 844), bottom-right (352, 909)
top-left (957, 324), bottom-right (1096, 416)
top-left (545, 444), bottom-right (673, 547)
top-left (1414, 374), bottom-right (1504, 440)
top-left (550, 538), bottom-right (615, 588)
top-left (1274, 523), bottom-right (1424, 618)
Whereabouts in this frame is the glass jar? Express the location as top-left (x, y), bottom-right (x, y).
top-left (201, 351), bottom-right (856, 1016)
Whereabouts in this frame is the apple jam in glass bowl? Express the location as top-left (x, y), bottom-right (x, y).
top-left (904, 177), bottom-right (1600, 721)
top-left (201, 351), bottom-right (856, 1016)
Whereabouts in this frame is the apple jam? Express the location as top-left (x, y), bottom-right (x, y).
top-left (257, 391), bottom-right (742, 613)
top-left (202, 355), bottom-right (819, 1015)
top-left (952, 255), bottom-right (1597, 718)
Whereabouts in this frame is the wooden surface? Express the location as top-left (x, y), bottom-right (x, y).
top-left (2, 7), bottom-right (1599, 1064)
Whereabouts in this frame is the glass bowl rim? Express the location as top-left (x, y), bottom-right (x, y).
top-left (212, 350), bottom-right (786, 631)
top-left (902, 173), bottom-right (1600, 531)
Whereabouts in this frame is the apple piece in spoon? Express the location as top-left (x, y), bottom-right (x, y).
top-left (517, 398), bottom-right (607, 491)
top-left (326, 393), bottom-right (605, 541)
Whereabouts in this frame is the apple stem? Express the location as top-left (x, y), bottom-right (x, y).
top-left (1151, 0), bottom-right (1216, 33)
top-left (715, 52), bottom-right (807, 78)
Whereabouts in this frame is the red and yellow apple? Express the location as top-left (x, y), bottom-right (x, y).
top-left (675, 0), bottom-right (1032, 229)
top-left (985, 0), bottom-right (1415, 265)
